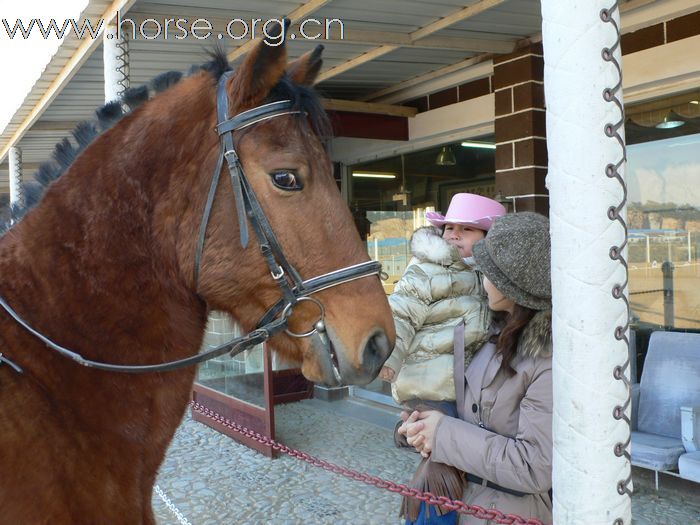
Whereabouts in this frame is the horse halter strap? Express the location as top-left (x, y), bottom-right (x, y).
top-left (0, 71), bottom-right (382, 375)
top-left (194, 70), bottom-right (306, 310)
top-left (195, 70), bottom-right (383, 334)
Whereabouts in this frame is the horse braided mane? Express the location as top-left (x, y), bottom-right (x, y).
top-left (1, 46), bottom-right (330, 236)
top-left (0, 48), bottom-right (234, 236)
top-left (0, 50), bottom-right (230, 236)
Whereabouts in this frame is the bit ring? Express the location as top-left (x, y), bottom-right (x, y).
top-left (282, 296), bottom-right (325, 338)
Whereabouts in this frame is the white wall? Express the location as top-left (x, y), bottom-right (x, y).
top-left (623, 34), bottom-right (700, 103)
top-left (330, 94), bottom-right (494, 165)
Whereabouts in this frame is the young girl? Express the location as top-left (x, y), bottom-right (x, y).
top-left (380, 193), bottom-right (506, 409)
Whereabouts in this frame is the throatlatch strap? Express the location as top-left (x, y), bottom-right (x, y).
top-left (223, 141), bottom-right (250, 248)
top-left (194, 150), bottom-right (225, 285)
top-left (216, 71), bottom-right (250, 249)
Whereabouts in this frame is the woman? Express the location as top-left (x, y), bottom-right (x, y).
top-left (398, 212), bottom-right (553, 524)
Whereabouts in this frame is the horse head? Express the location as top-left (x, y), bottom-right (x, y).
top-left (183, 23), bottom-right (395, 385)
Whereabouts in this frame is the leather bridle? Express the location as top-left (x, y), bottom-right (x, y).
top-left (0, 71), bottom-right (383, 378)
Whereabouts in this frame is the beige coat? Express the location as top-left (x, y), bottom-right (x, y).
top-left (384, 227), bottom-right (490, 404)
top-left (431, 310), bottom-right (553, 524)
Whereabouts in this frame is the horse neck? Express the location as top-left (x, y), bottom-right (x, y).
top-left (0, 90), bottom-right (216, 373)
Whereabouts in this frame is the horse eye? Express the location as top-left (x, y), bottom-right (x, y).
top-left (271, 171), bottom-right (303, 191)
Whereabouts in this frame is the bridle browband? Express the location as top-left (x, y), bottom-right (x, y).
top-left (0, 71), bottom-right (383, 378)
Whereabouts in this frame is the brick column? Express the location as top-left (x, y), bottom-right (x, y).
top-left (494, 43), bottom-right (548, 214)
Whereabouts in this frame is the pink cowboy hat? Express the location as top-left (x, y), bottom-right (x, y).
top-left (426, 193), bottom-right (506, 231)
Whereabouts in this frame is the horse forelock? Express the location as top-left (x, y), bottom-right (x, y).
top-left (0, 47), bottom-right (232, 236)
top-left (265, 75), bottom-right (332, 147)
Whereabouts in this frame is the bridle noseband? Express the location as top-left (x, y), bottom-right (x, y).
top-left (0, 71), bottom-right (383, 380)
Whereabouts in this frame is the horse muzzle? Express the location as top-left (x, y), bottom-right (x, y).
top-left (309, 327), bottom-right (392, 387)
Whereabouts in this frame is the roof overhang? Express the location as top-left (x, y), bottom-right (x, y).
top-left (1, 0), bottom-right (698, 190)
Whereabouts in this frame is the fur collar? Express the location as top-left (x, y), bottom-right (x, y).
top-left (410, 226), bottom-right (462, 266)
top-left (518, 309), bottom-right (552, 359)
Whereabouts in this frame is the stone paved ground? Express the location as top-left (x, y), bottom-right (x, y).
top-left (153, 399), bottom-right (700, 525)
top-left (631, 469), bottom-right (700, 525)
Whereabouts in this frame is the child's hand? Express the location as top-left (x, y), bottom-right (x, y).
top-left (379, 366), bottom-right (395, 381)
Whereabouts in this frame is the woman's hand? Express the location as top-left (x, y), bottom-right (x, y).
top-left (397, 410), bottom-right (444, 457)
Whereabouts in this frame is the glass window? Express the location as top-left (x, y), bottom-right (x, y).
top-left (626, 92), bottom-right (700, 332)
top-left (626, 92), bottom-right (700, 378)
top-left (627, 132), bottom-right (700, 331)
top-left (196, 311), bottom-right (295, 407)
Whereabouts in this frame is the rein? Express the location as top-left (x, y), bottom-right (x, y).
top-left (0, 71), bottom-right (382, 378)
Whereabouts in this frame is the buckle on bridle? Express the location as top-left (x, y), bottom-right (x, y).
top-left (228, 328), bottom-right (271, 357)
top-left (223, 149), bottom-right (239, 163)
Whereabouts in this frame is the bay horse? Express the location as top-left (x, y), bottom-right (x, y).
top-left (0, 21), bottom-right (395, 524)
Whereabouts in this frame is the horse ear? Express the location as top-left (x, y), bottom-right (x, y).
top-left (287, 45), bottom-right (324, 86)
top-left (232, 18), bottom-right (290, 107)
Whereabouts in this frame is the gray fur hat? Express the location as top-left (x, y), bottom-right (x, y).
top-left (472, 212), bottom-right (551, 310)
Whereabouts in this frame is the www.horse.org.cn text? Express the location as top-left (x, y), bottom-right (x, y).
top-left (2, 14), bottom-right (346, 45)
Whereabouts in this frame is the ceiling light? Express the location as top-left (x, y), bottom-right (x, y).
top-left (656, 113), bottom-right (685, 129)
top-left (461, 141), bottom-right (496, 149)
top-left (435, 146), bottom-right (456, 166)
top-left (351, 172), bottom-right (396, 179)
top-left (690, 100), bottom-right (699, 105)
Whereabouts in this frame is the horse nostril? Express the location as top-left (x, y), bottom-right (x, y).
top-left (363, 330), bottom-right (391, 371)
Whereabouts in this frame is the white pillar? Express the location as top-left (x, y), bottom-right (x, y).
top-left (103, 23), bottom-right (129, 104)
top-left (9, 146), bottom-right (23, 209)
top-left (542, 1), bottom-right (632, 524)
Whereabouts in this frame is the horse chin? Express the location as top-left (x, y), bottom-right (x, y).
top-left (303, 332), bottom-right (343, 387)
